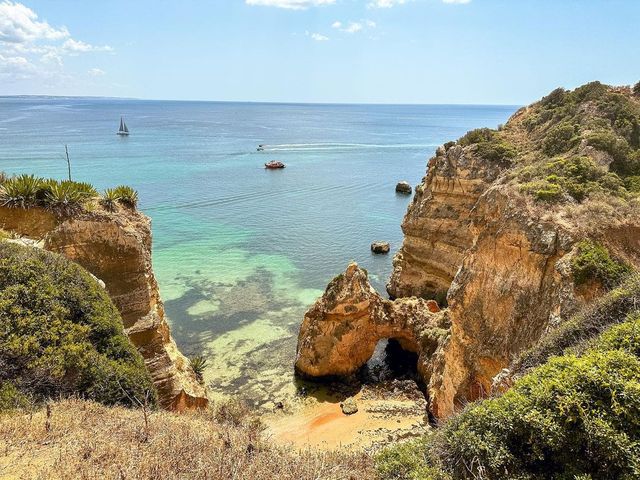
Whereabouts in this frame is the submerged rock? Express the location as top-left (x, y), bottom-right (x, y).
top-left (340, 397), bottom-right (358, 415)
top-left (371, 242), bottom-right (391, 254)
top-left (395, 181), bottom-right (412, 194)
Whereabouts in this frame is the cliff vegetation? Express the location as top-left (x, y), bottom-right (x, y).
top-left (0, 242), bottom-right (155, 411)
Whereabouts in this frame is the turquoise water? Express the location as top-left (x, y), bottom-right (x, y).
top-left (0, 98), bottom-right (517, 403)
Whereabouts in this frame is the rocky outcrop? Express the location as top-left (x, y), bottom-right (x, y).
top-left (387, 145), bottom-right (506, 299)
top-left (395, 181), bottom-right (412, 194)
top-left (295, 262), bottom-right (449, 390)
top-left (0, 206), bottom-right (207, 411)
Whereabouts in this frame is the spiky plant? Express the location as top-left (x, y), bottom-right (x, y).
top-left (44, 182), bottom-right (87, 215)
top-left (61, 181), bottom-right (98, 199)
top-left (0, 174), bottom-right (42, 208)
top-left (113, 185), bottom-right (138, 209)
top-left (189, 355), bottom-right (208, 383)
top-left (101, 188), bottom-right (121, 212)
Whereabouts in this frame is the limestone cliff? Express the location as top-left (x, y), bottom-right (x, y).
top-left (297, 82), bottom-right (640, 419)
top-left (295, 262), bottom-right (450, 392)
top-left (0, 205), bottom-right (207, 411)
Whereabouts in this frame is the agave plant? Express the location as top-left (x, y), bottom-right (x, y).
top-left (100, 188), bottom-right (120, 212)
top-left (0, 174), bottom-right (42, 208)
top-left (61, 181), bottom-right (98, 199)
top-left (189, 355), bottom-right (208, 383)
top-left (113, 185), bottom-right (139, 209)
top-left (44, 182), bottom-right (88, 215)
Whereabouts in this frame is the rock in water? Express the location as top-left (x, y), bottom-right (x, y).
top-left (341, 397), bottom-right (358, 415)
top-left (395, 181), bottom-right (412, 194)
top-left (371, 242), bottom-right (390, 254)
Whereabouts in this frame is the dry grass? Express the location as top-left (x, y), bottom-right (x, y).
top-left (0, 399), bottom-right (375, 480)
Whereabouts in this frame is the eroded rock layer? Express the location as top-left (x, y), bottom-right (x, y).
top-left (295, 262), bottom-right (450, 390)
top-left (387, 144), bottom-right (506, 299)
top-left (0, 206), bottom-right (207, 411)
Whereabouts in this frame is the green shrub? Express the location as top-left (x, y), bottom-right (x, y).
top-left (0, 243), bottom-right (156, 409)
top-left (113, 185), bottom-right (138, 209)
top-left (434, 344), bottom-right (640, 479)
top-left (519, 156), bottom-right (625, 202)
top-left (0, 382), bottom-right (31, 411)
top-left (543, 122), bottom-right (579, 156)
top-left (512, 273), bottom-right (640, 381)
top-left (458, 128), bottom-right (516, 163)
top-left (634, 81), bottom-right (640, 97)
top-left (376, 437), bottom-right (449, 480)
top-left (571, 240), bottom-right (632, 289)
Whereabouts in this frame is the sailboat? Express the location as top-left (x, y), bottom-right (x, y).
top-left (117, 116), bottom-right (130, 136)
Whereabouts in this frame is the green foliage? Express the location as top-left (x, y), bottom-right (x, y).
top-left (571, 240), bottom-right (632, 289)
top-left (189, 355), bottom-right (208, 383)
top-left (0, 173), bottom-right (137, 213)
top-left (43, 181), bottom-right (96, 215)
top-left (519, 156), bottom-right (624, 202)
top-left (513, 274), bottom-right (640, 375)
top-left (0, 243), bottom-right (156, 410)
top-left (542, 122), bottom-right (579, 156)
top-left (434, 341), bottom-right (640, 479)
top-left (0, 174), bottom-right (42, 208)
top-left (376, 437), bottom-right (449, 480)
top-left (634, 81), bottom-right (640, 97)
top-left (113, 185), bottom-right (139, 209)
top-left (0, 382), bottom-right (31, 411)
top-left (101, 188), bottom-right (120, 212)
top-left (458, 128), bottom-right (516, 164)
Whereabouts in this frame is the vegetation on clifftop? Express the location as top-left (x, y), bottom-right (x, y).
top-left (0, 173), bottom-right (139, 214)
top-left (0, 242), bottom-right (155, 411)
top-left (377, 309), bottom-right (640, 479)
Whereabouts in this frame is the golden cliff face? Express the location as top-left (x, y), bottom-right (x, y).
top-left (295, 262), bottom-right (450, 389)
top-left (387, 144), bottom-right (506, 300)
top-left (0, 206), bottom-right (207, 411)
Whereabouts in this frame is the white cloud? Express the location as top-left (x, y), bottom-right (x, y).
top-left (88, 67), bottom-right (105, 76)
top-left (306, 31), bottom-right (329, 41)
top-left (62, 38), bottom-right (113, 54)
top-left (0, 1), bottom-right (69, 43)
top-left (0, 2), bottom-right (113, 83)
top-left (332, 19), bottom-right (376, 34)
top-left (368, 0), bottom-right (406, 8)
top-left (245, 0), bottom-right (335, 9)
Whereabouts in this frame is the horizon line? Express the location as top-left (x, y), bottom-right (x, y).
top-left (0, 94), bottom-right (523, 108)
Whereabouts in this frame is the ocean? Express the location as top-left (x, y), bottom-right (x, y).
top-left (0, 97), bottom-right (517, 404)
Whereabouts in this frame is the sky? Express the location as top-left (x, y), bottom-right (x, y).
top-left (0, 0), bottom-right (639, 104)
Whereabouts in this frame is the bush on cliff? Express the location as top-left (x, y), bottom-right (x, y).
top-left (458, 128), bottom-right (516, 164)
top-left (0, 242), bottom-right (156, 410)
top-left (571, 240), bottom-right (632, 289)
top-left (377, 309), bottom-right (640, 480)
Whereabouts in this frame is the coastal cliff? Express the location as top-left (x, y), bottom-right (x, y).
top-left (0, 205), bottom-right (207, 411)
top-left (297, 81), bottom-right (640, 419)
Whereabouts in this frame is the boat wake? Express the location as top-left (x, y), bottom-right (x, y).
top-left (258, 142), bottom-right (437, 152)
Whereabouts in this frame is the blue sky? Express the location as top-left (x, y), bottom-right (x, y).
top-left (1, 0), bottom-right (639, 104)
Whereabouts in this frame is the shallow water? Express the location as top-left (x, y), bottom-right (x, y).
top-left (0, 98), bottom-right (517, 404)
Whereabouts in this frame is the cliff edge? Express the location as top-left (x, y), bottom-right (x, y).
top-left (0, 205), bottom-right (207, 411)
top-left (297, 81), bottom-right (640, 418)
